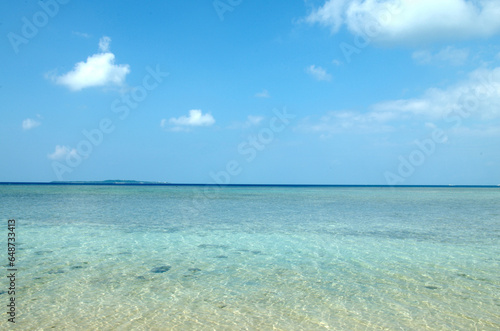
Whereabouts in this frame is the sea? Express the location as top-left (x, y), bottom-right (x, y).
top-left (0, 184), bottom-right (499, 330)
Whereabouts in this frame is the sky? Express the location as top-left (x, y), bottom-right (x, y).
top-left (1, 0), bottom-right (500, 185)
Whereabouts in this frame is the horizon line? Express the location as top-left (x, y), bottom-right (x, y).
top-left (0, 181), bottom-right (499, 188)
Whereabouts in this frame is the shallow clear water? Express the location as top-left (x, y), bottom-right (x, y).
top-left (0, 185), bottom-right (499, 330)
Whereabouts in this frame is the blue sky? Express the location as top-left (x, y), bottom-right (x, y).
top-left (1, 0), bottom-right (500, 184)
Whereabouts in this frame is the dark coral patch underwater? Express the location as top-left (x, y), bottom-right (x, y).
top-left (150, 265), bottom-right (171, 273)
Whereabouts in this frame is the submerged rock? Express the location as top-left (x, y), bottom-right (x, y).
top-left (150, 265), bottom-right (171, 273)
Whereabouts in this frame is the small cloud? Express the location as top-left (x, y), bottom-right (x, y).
top-left (22, 118), bottom-right (41, 130)
top-left (306, 65), bottom-right (332, 81)
top-left (73, 31), bottom-right (91, 38)
top-left (227, 115), bottom-right (264, 130)
top-left (162, 109), bottom-right (215, 131)
top-left (305, 0), bottom-right (347, 33)
top-left (413, 46), bottom-right (469, 66)
top-left (50, 36), bottom-right (130, 91)
top-left (169, 110), bottom-right (215, 126)
top-left (255, 89), bottom-right (270, 98)
top-left (332, 59), bottom-right (342, 66)
top-left (48, 145), bottom-right (78, 160)
top-left (412, 50), bottom-right (433, 65)
top-left (425, 122), bottom-right (437, 130)
top-left (246, 115), bottom-right (264, 126)
top-left (437, 47), bottom-right (469, 65)
top-left (98, 36), bottom-right (111, 52)
top-left (298, 110), bottom-right (395, 136)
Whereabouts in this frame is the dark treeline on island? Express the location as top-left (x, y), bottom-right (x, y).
top-left (49, 180), bottom-right (170, 185)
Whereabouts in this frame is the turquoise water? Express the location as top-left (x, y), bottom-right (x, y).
top-left (0, 185), bottom-right (499, 330)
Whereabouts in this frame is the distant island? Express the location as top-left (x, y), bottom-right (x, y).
top-left (50, 180), bottom-right (170, 185)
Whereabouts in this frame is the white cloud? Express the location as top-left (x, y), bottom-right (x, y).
top-left (47, 145), bottom-right (78, 160)
top-left (255, 89), bottom-right (270, 98)
top-left (51, 37), bottom-right (130, 91)
top-left (374, 66), bottom-right (500, 119)
top-left (305, 0), bottom-right (349, 33)
top-left (22, 118), bottom-right (41, 130)
top-left (98, 36), bottom-right (111, 52)
top-left (306, 65), bottom-right (332, 81)
top-left (413, 46), bottom-right (469, 66)
top-left (301, 66), bottom-right (500, 136)
top-left (306, 0), bottom-right (500, 46)
top-left (162, 110), bottom-right (215, 131)
top-left (169, 110), bottom-right (215, 126)
top-left (299, 110), bottom-right (396, 135)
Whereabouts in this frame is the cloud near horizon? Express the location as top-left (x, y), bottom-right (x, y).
top-left (300, 66), bottom-right (500, 136)
top-left (51, 36), bottom-right (130, 91)
top-left (306, 0), bottom-right (500, 46)
top-left (298, 110), bottom-right (397, 136)
top-left (374, 66), bottom-right (500, 119)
